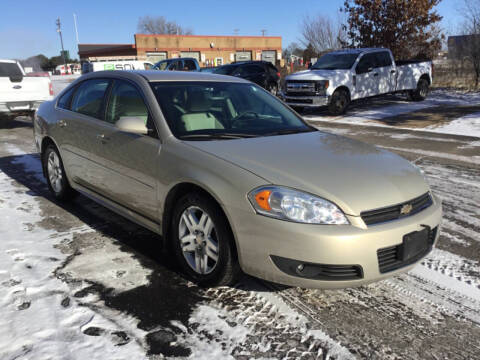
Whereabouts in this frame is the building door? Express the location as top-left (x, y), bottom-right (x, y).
top-left (235, 51), bottom-right (252, 62)
top-left (261, 50), bottom-right (276, 64)
top-left (180, 52), bottom-right (200, 61)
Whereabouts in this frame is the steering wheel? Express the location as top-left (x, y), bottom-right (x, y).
top-left (230, 111), bottom-right (259, 128)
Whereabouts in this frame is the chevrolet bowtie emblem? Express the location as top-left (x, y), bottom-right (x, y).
top-left (400, 203), bottom-right (413, 215)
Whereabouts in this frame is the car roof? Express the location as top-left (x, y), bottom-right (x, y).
top-left (81, 70), bottom-right (250, 83)
top-left (328, 48), bottom-right (389, 55)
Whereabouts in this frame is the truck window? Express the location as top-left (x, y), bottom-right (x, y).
top-left (375, 52), bottom-right (393, 67)
top-left (356, 53), bottom-right (377, 74)
top-left (183, 60), bottom-right (197, 70)
top-left (0, 62), bottom-right (23, 77)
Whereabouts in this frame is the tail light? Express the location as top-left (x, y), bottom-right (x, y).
top-left (431, 62), bottom-right (434, 77)
top-left (276, 72), bottom-right (281, 78)
top-left (49, 82), bottom-right (54, 96)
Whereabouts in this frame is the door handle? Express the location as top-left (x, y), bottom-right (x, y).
top-left (96, 134), bottom-right (110, 142)
top-left (373, 73), bottom-right (379, 77)
top-left (390, 69), bottom-right (396, 74)
top-left (58, 120), bottom-right (67, 127)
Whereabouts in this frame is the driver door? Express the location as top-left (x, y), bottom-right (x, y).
top-left (354, 53), bottom-right (378, 98)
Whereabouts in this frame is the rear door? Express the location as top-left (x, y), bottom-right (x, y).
top-left (354, 53), bottom-right (378, 98)
top-left (375, 51), bottom-right (396, 94)
top-left (59, 78), bottom-right (112, 191)
top-left (97, 79), bottom-right (159, 220)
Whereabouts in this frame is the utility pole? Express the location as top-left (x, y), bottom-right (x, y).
top-left (233, 28), bottom-right (239, 36)
top-left (261, 29), bottom-right (267, 36)
top-left (56, 18), bottom-right (67, 70)
top-left (73, 13), bottom-right (79, 45)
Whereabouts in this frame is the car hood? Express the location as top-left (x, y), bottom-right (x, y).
top-left (186, 131), bottom-right (429, 216)
top-left (286, 69), bottom-right (347, 81)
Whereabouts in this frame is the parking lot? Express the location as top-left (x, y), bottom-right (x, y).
top-left (1, 80), bottom-right (479, 359)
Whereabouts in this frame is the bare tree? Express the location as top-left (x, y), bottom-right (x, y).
top-left (458, 0), bottom-right (480, 88)
top-left (137, 16), bottom-right (193, 35)
top-left (300, 14), bottom-right (345, 53)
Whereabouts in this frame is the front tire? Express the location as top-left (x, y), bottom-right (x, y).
top-left (328, 89), bottom-right (350, 115)
top-left (171, 192), bottom-right (240, 287)
top-left (42, 145), bottom-right (75, 201)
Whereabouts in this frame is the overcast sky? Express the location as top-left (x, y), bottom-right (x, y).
top-left (0, 0), bottom-right (463, 60)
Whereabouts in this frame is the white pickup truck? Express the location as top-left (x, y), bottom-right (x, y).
top-left (0, 59), bottom-right (54, 120)
top-left (281, 48), bottom-right (433, 115)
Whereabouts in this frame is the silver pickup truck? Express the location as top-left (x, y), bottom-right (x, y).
top-left (280, 48), bottom-right (432, 115)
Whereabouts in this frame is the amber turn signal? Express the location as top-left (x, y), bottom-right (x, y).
top-left (255, 189), bottom-right (272, 211)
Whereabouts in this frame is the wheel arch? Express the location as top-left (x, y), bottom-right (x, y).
top-left (40, 136), bottom-right (60, 177)
top-left (419, 73), bottom-right (431, 85)
top-left (161, 182), bottom-right (240, 261)
top-left (333, 86), bottom-right (351, 101)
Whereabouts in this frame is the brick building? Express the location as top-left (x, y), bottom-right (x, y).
top-left (78, 34), bottom-right (282, 67)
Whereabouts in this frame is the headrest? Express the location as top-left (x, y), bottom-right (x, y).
top-left (186, 91), bottom-right (211, 112)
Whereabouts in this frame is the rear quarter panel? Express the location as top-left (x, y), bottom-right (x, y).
top-left (396, 62), bottom-right (432, 91)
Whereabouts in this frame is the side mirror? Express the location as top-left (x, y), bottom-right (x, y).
top-left (367, 67), bottom-right (373, 73)
top-left (116, 117), bottom-right (148, 135)
top-left (308, 63), bottom-right (312, 69)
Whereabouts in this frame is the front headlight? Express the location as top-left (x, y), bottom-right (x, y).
top-left (316, 80), bottom-right (329, 95)
top-left (248, 186), bottom-right (349, 225)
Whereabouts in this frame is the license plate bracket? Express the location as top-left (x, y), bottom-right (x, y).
top-left (401, 228), bottom-right (429, 261)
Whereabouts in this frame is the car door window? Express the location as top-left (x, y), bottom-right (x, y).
top-left (356, 54), bottom-right (377, 74)
top-left (169, 61), bottom-right (181, 71)
top-left (105, 80), bottom-right (157, 137)
top-left (71, 79), bottom-right (110, 119)
top-left (57, 85), bottom-right (77, 110)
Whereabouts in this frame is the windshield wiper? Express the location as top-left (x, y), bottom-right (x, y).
top-left (178, 133), bottom-right (258, 140)
top-left (262, 128), bottom-right (317, 136)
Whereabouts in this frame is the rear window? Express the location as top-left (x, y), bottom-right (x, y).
top-left (0, 62), bottom-right (23, 77)
top-left (57, 86), bottom-right (77, 110)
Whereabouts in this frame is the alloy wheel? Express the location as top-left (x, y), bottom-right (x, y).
top-left (178, 206), bottom-right (219, 275)
top-left (47, 151), bottom-right (63, 193)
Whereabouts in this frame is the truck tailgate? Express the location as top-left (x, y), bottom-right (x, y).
top-left (0, 77), bottom-right (52, 104)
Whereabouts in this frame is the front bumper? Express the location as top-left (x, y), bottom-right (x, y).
top-left (229, 195), bottom-right (442, 289)
top-left (279, 92), bottom-right (330, 107)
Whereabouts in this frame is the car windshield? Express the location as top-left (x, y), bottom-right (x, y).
top-left (212, 65), bottom-right (237, 75)
top-left (150, 81), bottom-right (315, 140)
top-left (311, 53), bottom-right (359, 70)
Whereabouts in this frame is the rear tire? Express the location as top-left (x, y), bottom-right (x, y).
top-left (171, 192), bottom-right (240, 287)
top-left (42, 145), bottom-right (76, 201)
top-left (268, 83), bottom-right (278, 96)
top-left (409, 78), bottom-right (429, 101)
top-left (328, 89), bottom-right (350, 115)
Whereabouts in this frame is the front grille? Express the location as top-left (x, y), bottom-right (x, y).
top-left (361, 192), bottom-right (433, 226)
top-left (377, 226), bottom-right (437, 273)
top-left (285, 80), bottom-right (317, 96)
top-left (271, 255), bottom-right (363, 280)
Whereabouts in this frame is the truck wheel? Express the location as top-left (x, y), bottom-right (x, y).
top-left (411, 79), bottom-right (429, 101)
top-left (42, 145), bottom-right (76, 201)
top-left (268, 83), bottom-right (278, 96)
top-left (171, 192), bottom-right (240, 287)
top-left (328, 89), bottom-right (350, 115)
